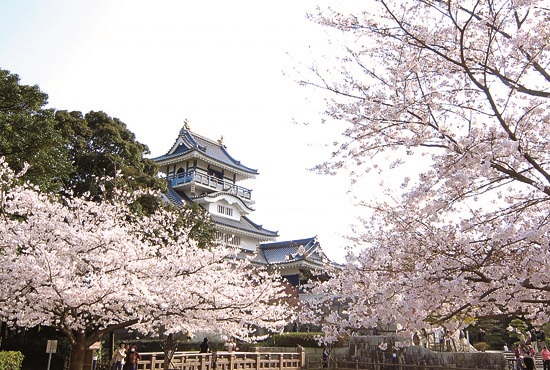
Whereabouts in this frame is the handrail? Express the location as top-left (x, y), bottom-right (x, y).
top-left (167, 170), bottom-right (252, 200)
top-left (133, 350), bottom-right (304, 370)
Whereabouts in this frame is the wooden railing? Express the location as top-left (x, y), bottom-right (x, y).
top-left (135, 350), bottom-right (305, 370)
top-left (167, 170), bottom-right (252, 200)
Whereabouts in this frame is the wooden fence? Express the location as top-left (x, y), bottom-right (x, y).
top-left (135, 350), bottom-right (305, 370)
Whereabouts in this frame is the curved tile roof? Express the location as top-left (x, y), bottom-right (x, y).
top-left (164, 184), bottom-right (277, 238)
top-left (153, 126), bottom-right (258, 175)
top-left (259, 237), bottom-right (326, 266)
top-left (192, 191), bottom-right (255, 213)
top-left (210, 214), bottom-right (278, 238)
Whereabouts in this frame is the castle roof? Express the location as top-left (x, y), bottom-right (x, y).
top-left (211, 214), bottom-right (279, 238)
top-left (153, 126), bottom-right (258, 179)
top-left (257, 236), bottom-right (327, 267)
top-left (162, 183), bottom-right (278, 238)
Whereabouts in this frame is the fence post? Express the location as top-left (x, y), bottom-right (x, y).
top-left (297, 346), bottom-right (305, 369)
top-left (279, 354), bottom-right (283, 370)
top-left (255, 352), bottom-right (261, 370)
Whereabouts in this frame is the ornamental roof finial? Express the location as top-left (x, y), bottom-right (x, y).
top-left (218, 135), bottom-right (224, 146)
top-left (184, 118), bottom-right (191, 131)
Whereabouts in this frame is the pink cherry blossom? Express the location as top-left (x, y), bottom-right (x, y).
top-left (300, 0), bottom-right (550, 338)
top-left (0, 158), bottom-right (292, 370)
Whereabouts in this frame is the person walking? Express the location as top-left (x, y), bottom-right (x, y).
top-left (541, 346), bottom-right (550, 370)
top-left (514, 344), bottom-right (523, 370)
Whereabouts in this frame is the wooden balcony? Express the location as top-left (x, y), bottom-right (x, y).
top-left (167, 170), bottom-right (252, 200)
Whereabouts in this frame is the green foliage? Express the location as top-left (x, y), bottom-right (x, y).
top-left (272, 332), bottom-right (325, 348)
top-left (470, 318), bottom-right (509, 350)
top-left (0, 68), bottom-right (215, 248)
top-left (182, 203), bottom-right (218, 248)
top-left (509, 319), bottom-right (527, 330)
top-left (54, 110), bottom-right (165, 199)
top-left (473, 342), bottom-right (490, 352)
top-left (0, 351), bottom-right (24, 370)
top-left (508, 319), bottom-right (527, 343)
top-left (0, 326), bottom-right (70, 370)
top-left (0, 68), bottom-right (72, 191)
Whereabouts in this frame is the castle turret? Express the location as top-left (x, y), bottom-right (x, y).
top-left (154, 125), bottom-right (335, 301)
top-left (154, 125), bottom-right (278, 252)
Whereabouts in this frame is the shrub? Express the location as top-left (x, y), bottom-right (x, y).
top-left (0, 352), bottom-right (24, 370)
top-left (273, 332), bottom-right (325, 348)
top-left (474, 342), bottom-right (490, 352)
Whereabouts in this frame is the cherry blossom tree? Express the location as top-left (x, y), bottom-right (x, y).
top-left (0, 159), bottom-right (292, 370)
top-left (299, 0), bottom-right (550, 339)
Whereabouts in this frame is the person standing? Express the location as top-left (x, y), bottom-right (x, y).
top-left (421, 328), bottom-right (429, 348)
top-left (477, 328), bottom-right (486, 343)
top-left (514, 344), bottom-right (523, 370)
top-left (125, 345), bottom-right (141, 370)
top-left (524, 356), bottom-right (535, 370)
top-left (110, 342), bottom-right (127, 370)
top-left (531, 329), bottom-right (539, 352)
top-left (412, 332), bottom-right (421, 346)
top-left (224, 338), bottom-right (238, 352)
top-left (541, 346), bottom-right (550, 370)
top-left (200, 338), bottom-right (210, 353)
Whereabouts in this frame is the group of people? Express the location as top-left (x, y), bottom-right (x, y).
top-left (514, 343), bottom-right (550, 370)
top-left (110, 342), bottom-right (142, 370)
top-left (412, 328), bottom-right (467, 352)
top-left (198, 337), bottom-right (239, 353)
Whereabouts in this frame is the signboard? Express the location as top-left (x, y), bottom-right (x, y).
top-left (46, 340), bottom-right (58, 354)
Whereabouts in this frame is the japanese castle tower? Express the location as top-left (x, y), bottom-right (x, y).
top-left (153, 124), bottom-right (329, 290)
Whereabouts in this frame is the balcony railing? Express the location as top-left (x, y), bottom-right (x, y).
top-left (167, 170), bottom-right (252, 200)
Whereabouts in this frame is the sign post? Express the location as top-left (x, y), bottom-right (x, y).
top-left (46, 340), bottom-right (58, 370)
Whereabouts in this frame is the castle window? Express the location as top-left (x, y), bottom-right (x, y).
top-left (217, 205), bottom-right (233, 216)
top-left (216, 232), bottom-right (240, 246)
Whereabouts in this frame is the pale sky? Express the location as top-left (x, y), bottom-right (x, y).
top-left (0, 0), bottom-right (360, 262)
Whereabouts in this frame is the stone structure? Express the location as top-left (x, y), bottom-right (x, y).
top-left (343, 336), bottom-right (508, 370)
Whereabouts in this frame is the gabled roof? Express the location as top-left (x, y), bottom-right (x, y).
top-left (153, 126), bottom-right (258, 177)
top-left (193, 192), bottom-right (255, 214)
top-left (211, 214), bottom-right (279, 238)
top-left (258, 236), bottom-right (327, 266)
top-left (163, 183), bottom-right (278, 238)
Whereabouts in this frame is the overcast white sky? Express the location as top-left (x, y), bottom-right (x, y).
top-left (0, 0), bottom-right (361, 262)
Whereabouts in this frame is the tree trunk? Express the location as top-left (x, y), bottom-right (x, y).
top-left (163, 334), bottom-right (176, 370)
top-left (70, 345), bottom-right (87, 370)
